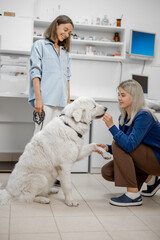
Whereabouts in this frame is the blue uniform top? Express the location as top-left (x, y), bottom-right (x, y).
top-left (28, 39), bottom-right (71, 108)
top-left (108, 110), bottom-right (160, 163)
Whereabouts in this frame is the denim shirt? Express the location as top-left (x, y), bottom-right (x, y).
top-left (28, 39), bottom-right (71, 107)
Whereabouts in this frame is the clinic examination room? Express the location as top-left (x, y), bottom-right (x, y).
top-left (0, 0), bottom-right (160, 239)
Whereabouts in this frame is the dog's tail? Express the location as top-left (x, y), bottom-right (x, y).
top-left (0, 188), bottom-right (12, 205)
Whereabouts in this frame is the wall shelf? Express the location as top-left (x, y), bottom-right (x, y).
top-left (0, 93), bottom-right (28, 98)
top-left (71, 39), bottom-right (124, 47)
top-left (33, 19), bottom-right (126, 62)
top-left (34, 19), bottom-right (125, 32)
top-left (0, 49), bottom-right (30, 56)
top-left (70, 53), bottom-right (124, 61)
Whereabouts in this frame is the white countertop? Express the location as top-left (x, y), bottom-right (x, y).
top-left (0, 93), bottom-right (118, 102)
top-left (70, 95), bottom-right (118, 102)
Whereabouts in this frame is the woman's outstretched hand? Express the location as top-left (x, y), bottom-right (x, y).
top-left (94, 144), bottom-right (111, 160)
top-left (103, 113), bottom-right (114, 129)
top-left (95, 144), bottom-right (108, 154)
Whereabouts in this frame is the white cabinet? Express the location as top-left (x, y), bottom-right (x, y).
top-left (0, 50), bottom-right (30, 97)
top-left (90, 100), bottom-right (120, 173)
top-left (0, 97), bottom-right (34, 153)
top-left (0, 17), bottom-right (33, 52)
top-left (0, 17), bottom-right (32, 97)
top-left (0, 97), bottom-right (35, 171)
top-left (33, 20), bottom-right (126, 61)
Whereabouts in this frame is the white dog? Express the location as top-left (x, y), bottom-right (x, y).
top-left (0, 97), bottom-right (111, 206)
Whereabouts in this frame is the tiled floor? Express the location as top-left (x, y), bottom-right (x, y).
top-left (0, 173), bottom-right (160, 240)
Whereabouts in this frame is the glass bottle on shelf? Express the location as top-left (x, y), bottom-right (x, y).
top-left (101, 15), bottom-right (109, 25)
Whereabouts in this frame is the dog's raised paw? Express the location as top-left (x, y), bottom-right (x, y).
top-left (102, 151), bottom-right (111, 160)
top-left (96, 146), bottom-right (111, 160)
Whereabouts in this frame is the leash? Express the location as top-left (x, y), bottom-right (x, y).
top-left (33, 109), bottom-right (45, 130)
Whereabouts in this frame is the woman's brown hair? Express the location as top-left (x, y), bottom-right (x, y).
top-left (44, 15), bottom-right (74, 52)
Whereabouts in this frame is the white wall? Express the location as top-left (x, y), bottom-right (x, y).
top-left (0, 0), bottom-right (34, 18)
top-left (1, 0), bottom-right (160, 171)
top-left (1, 0), bottom-right (160, 100)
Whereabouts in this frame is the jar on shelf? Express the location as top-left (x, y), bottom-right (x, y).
top-left (116, 19), bottom-right (121, 27)
top-left (113, 32), bottom-right (120, 42)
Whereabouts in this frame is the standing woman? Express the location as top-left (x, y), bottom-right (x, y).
top-left (29, 15), bottom-right (73, 130)
top-left (28, 15), bottom-right (74, 186)
top-left (97, 80), bottom-right (160, 206)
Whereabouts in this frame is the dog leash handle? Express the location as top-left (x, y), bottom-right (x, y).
top-left (33, 109), bottom-right (45, 130)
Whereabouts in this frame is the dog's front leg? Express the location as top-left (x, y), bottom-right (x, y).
top-left (59, 164), bottom-right (79, 207)
top-left (77, 143), bottom-right (98, 161)
top-left (77, 143), bottom-right (111, 160)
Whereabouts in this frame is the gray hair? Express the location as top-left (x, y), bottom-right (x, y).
top-left (118, 79), bottom-right (157, 126)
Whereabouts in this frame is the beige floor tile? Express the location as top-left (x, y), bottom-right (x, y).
top-left (93, 174), bottom-right (111, 186)
top-left (10, 216), bottom-right (58, 233)
top-left (10, 233), bottom-right (61, 240)
top-left (87, 200), bottom-right (133, 216)
top-left (129, 202), bottom-right (160, 216)
top-left (0, 218), bottom-right (9, 234)
top-left (1, 173), bottom-right (160, 238)
top-left (50, 187), bottom-right (84, 205)
top-left (0, 234), bottom-right (8, 240)
top-left (78, 191), bottom-right (110, 201)
top-left (61, 231), bottom-right (112, 240)
top-left (72, 175), bottom-right (109, 192)
top-left (55, 216), bottom-right (104, 232)
top-left (11, 203), bottom-right (53, 217)
top-left (93, 174), bottom-right (126, 193)
top-left (109, 230), bottom-right (160, 240)
top-left (71, 173), bottom-right (98, 184)
top-left (97, 215), bottom-right (148, 231)
top-left (101, 183), bottom-right (125, 194)
top-left (153, 229), bottom-right (160, 238)
top-left (49, 190), bottom-right (65, 205)
top-left (71, 174), bottom-right (108, 191)
top-left (0, 173), bottom-right (10, 183)
top-left (0, 205), bottom-right (10, 217)
top-left (141, 196), bottom-right (159, 205)
top-left (75, 185), bottom-right (110, 195)
top-left (138, 216), bottom-right (160, 230)
top-left (51, 202), bottom-right (94, 217)
top-left (151, 191), bottom-right (160, 205)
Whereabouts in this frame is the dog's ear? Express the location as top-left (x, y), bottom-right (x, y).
top-left (82, 109), bottom-right (91, 123)
top-left (72, 109), bottom-right (82, 122)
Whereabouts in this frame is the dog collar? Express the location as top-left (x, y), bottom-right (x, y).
top-left (63, 122), bottom-right (82, 138)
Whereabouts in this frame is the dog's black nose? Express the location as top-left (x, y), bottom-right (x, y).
top-left (104, 107), bottom-right (107, 112)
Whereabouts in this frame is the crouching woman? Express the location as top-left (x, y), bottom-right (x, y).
top-left (97, 79), bottom-right (160, 206)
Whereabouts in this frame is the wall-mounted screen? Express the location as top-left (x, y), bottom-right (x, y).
top-left (132, 74), bottom-right (148, 95)
top-left (129, 30), bottom-right (156, 60)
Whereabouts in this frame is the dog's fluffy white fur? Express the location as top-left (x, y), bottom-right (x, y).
top-left (0, 96), bottom-right (111, 206)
